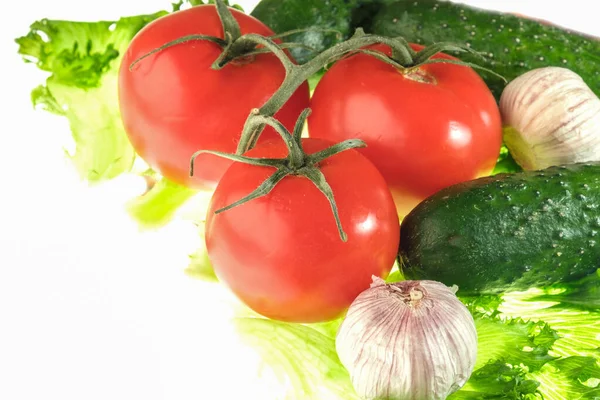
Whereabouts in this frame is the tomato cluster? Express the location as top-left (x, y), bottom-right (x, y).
top-left (118, 5), bottom-right (310, 190)
top-left (118, 4), bottom-right (501, 322)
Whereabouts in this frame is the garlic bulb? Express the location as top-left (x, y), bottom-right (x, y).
top-left (336, 277), bottom-right (477, 400)
top-left (499, 66), bottom-right (600, 170)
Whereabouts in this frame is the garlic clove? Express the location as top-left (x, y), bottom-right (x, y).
top-left (336, 277), bottom-right (477, 400)
top-left (499, 66), bottom-right (600, 170)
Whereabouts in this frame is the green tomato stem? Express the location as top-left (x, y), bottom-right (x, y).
top-left (215, 0), bottom-right (241, 42)
top-left (128, 34), bottom-right (226, 70)
top-left (225, 27), bottom-right (505, 155)
top-left (231, 29), bottom-right (419, 154)
top-left (190, 110), bottom-right (365, 242)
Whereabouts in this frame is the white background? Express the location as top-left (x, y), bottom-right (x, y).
top-left (1, 1), bottom-right (598, 399)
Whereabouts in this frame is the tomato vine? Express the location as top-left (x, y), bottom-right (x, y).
top-left (129, 0), bottom-right (504, 240)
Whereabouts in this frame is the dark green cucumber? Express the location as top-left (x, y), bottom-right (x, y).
top-left (250, 0), bottom-right (355, 64)
top-left (251, 0), bottom-right (599, 99)
top-left (367, 0), bottom-right (600, 99)
top-left (398, 163), bottom-right (600, 294)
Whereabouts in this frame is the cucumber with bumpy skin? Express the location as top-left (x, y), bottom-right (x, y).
top-left (251, 0), bottom-right (600, 99)
top-left (398, 163), bottom-right (600, 294)
top-left (367, 0), bottom-right (600, 99)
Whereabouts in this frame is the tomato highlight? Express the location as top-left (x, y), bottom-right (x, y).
top-left (202, 111), bottom-right (400, 323)
top-left (118, 5), bottom-right (310, 190)
top-left (308, 43), bottom-right (503, 217)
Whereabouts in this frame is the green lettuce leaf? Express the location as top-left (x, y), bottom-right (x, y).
top-left (235, 276), bottom-right (599, 399)
top-left (16, 13), bottom-right (167, 181)
top-left (234, 317), bottom-right (360, 400)
top-left (472, 317), bottom-right (559, 372)
top-left (531, 356), bottom-right (600, 400)
top-left (456, 273), bottom-right (600, 399)
top-left (178, 190), bottom-right (219, 281)
top-left (527, 269), bottom-right (600, 312)
top-left (185, 246), bottom-right (218, 282)
top-left (499, 274), bottom-right (600, 360)
top-left (492, 144), bottom-right (523, 175)
top-left (452, 361), bottom-right (541, 400)
top-left (126, 177), bottom-right (197, 229)
top-left (448, 295), bottom-right (558, 399)
top-left (14, 0), bottom-right (242, 184)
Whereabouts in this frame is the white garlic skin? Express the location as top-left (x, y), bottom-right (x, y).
top-left (499, 66), bottom-right (600, 170)
top-left (336, 278), bottom-right (477, 400)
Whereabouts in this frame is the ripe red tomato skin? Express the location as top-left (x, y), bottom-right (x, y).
top-left (118, 5), bottom-right (310, 190)
top-left (307, 43), bottom-right (502, 217)
top-left (205, 138), bottom-right (400, 323)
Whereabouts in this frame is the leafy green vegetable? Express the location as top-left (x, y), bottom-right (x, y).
top-left (493, 144), bottom-right (523, 175)
top-left (308, 70), bottom-right (325, 94)
top-left (185, 238), bottom-right (218, 282)
top-left (126, 177), bottom-right (197, 229)
top-left (462, 273), bottom-right (600, 399)
top-left (531, 356), bottom-right (600, 400)
top-left (384, 267), bottom-right (404, 283)
top-left (473, 317), bottom-right (559, 371)
top-left (236, 276), bottom-right (599, 399)
top-left (448, 295), bottom-right (557, 399)
top-left (306, 318), bottom-right (343, 340)
top-left (453, 361), bottom-right (541, 400)
top-left (500, 288), bottom-right (600, 360)
top-left (527, 269), bottom-right (600, 312)
top-left (14, 0), bottom-right (243, 184)
top-left (234, 317), bottom-right (360, 400)
top-left (16, 13), bottom-right (167, 181)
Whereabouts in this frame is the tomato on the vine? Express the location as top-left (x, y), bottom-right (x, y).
top-left (308, 44), bottom-right (502, 217)
top-left (205, 137), bottom-right (400, 323)
top-left (118, 5), bottom-right (310, 189)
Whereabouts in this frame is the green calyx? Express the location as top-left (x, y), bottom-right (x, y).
top-left (189, 108), bottom-right (366, 242)
top-left (341, 31), bottom-right (507, 80)
top-left (129, 0), bottom-right (240, 70)
top-left (128, 1), bottom-right (314, 71)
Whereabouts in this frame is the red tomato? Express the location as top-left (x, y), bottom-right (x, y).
top-left (308, 44), bottom-right (502, 217)
top-left (118, 5), bottom-right (310, 189)
top-left (205, 138), bottom-right (400, 323)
